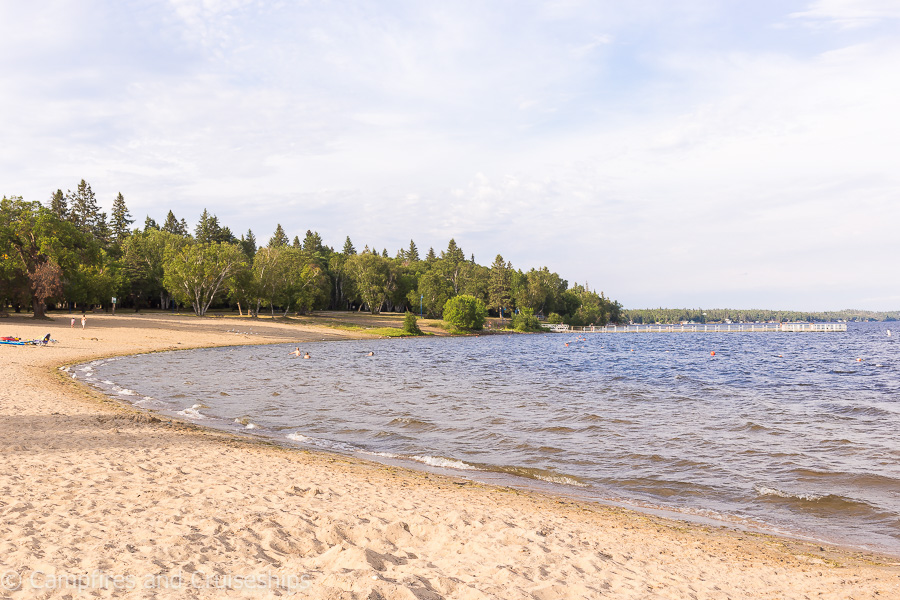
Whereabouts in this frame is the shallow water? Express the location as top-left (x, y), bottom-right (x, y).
top-left (77, 322), bottom-right (900, 553)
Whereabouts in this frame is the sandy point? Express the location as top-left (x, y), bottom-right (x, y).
top-left (0, 312), bottom-right (898, 599)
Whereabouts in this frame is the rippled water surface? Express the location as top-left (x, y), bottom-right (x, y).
top-left (79, 322), bottom-right (900, 553)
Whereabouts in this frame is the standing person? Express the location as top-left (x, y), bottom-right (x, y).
top-left (70, 317), bottom-right (75, 328)
top-left (81, 315), bottom-right (86, 329)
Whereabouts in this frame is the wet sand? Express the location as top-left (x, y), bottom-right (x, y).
top-left (1, 313), bottom-right (898, 599)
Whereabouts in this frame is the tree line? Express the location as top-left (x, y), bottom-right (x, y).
top-left (1, 181), bottom-right (622, 324)
top-left (625, 308), bottom-right (900, 324)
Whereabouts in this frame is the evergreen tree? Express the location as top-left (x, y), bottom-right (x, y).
top-left (488, 254), bottom-right (512, 315)
top-left (269, 223), bottom-right (289, 248)
top-left (66, 179), bottom-right (103, 236)
top-left (292, 236), bottom-right (301, 248)
top-left (303, 230), bottom-right (323, 253)
top-left (382, 248), bottom-right (388, 258)
top-left (241, 229), bottom-right (257, 258)
top-left (194, 208), bottom-right (225, 243)
top-left (110, 192), bottom-right (133, 243)
top-left (440, 238), bottom-right (466, 294)
top-left (162, 210), bottom-right (187, 236)
top-left (94, 211), bottom-right (112, 244)
top-left (406, 239), bottom-right (419, 262)
top-left (342, 236), bottom-right (356, 255)
top-left (48, 189), bottom-right (67, 220)
top-left (144, 216), bottom-right (159, 231)
top-left (425, 247), bottom-right (437, 265)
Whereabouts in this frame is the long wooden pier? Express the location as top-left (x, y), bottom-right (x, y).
top-left (541, 323), bottom-right (848, 333)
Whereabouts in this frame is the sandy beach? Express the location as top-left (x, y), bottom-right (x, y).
top-left (1, 313), bottom-right (897, 599)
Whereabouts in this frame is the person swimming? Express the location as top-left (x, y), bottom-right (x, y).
top-left (290, 347), bottom-right (301, 356)
top-left (303, 352), bottom-right (311, 359)
top-left (367, 351), bottom-right (374, 356)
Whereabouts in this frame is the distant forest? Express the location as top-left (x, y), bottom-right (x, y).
top-left (625, 308), bottom-right (899, 324)
top-left (1, 180), bottom-right (621, 325)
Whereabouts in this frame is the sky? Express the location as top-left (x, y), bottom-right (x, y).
top-left (1, 0), bottom-right (898, 311)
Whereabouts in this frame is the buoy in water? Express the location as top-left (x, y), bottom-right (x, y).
top-left (856, 357), bottom-right (862, 362)
top-left (710, 351), bottom-right (715, 356)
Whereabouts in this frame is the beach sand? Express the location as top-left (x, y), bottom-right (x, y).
top-left (1, 313), bottom-right (897, 599)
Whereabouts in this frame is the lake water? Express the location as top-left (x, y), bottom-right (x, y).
top-left (73, 322), bottom-right (900, 554)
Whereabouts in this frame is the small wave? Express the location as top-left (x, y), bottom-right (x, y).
top-left (101, 380), bottom-right (115, 385)
top-left (358, 450), bottom-right (400, 459)
top-left (540, 426), bottom-right (577, 433)
top-left (286, 432), bottom-right (360, 453)
top-left (176, 404), bottom-right (207, 420)
top-left (115, 388), bottom-right (137, 396)
top-left (410, 455), bottom-right (482, 471)
top-left (482, 464), bottom-right (589, 487)
top-left (755, 485), bottom-right (825, 502)
top-left (245, 423), bottom-right (259, 430)
top-left (387, 417), bottom-right (434, 430)
top-left (753, 485), bottom-right (886, 519)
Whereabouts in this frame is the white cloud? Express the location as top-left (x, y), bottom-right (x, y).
top-left (1, 1), bottom-right (898, 310)
top-left (790, 0), bottom-right (900, 28)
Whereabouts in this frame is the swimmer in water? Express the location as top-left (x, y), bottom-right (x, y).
top-left (290, 347), bottom-right (302, 356)
top-left (303, 352), bottom-right (311, 359)
top-left (367, 351), bottom-right (374, 356)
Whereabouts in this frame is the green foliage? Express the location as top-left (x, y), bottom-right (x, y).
top-left (2, 184), bottom-right (626, 320)
top-left (110, 192), bottom-right (133, 243)
top-left (66, 179), bottom-right (105, 239)
top-left (162, 210), bottom-right (188, 236)
top-left (268, 224), bottom-right (289, 248)
top-left (345, 252), bottom-right (390, 314)
top-left (442, 294), bottom-right (487, 330)
top-left (402, 311), bottom-right (423, 335)
top-left (1, 196), bottom-right (97, 317)
top-left (163, 241), bottom-right (247, 316)
top-left (240, 229), bottom-right (257, 258)
top-left (488, 255), bottom-right (512, 314)
top-left (412, 269), bottom-right (452, 318)
top-left (512, 307), bottom-right (542, 332)
top-left (547, 312), bottom-right (563, 324)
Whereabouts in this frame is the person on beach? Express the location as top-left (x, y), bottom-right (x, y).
top-left (289, 347), bottom-right (302, 356)
top-left (70, 317), bottom-right (75, 328)
top-left (81, 316), bottom-right (86, 329)
top-left (303, 352), bottom-right (311, 359)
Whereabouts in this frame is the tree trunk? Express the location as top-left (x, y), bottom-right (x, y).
top-left (32, 297), bottom-right (45, 319)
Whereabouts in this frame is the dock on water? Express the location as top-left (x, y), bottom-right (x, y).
top-left (541, 323), bottom-right (848, 333)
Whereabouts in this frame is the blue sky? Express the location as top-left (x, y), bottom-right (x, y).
top-left (1, 0), bottom-right (898, 310)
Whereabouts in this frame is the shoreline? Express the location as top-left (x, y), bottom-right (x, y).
top-left (2, 313), bottom-right (899, 599)
top-left (72, 346), bottom-right (896, 560)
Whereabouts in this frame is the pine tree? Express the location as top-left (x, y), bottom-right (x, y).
top-left (292, 235), bottom-right (301, 248)
top-left (406, 239), bottom-right (419, 262)
top-left (144, 216), bottom-right (159, 231)
top-left (382, 248), bottom-right (388, 258)
top-left (269, 224), bottom-right (289, 248)
top-left (66, 179), bottom-right (102, 236)
top-left (110, 192), bottom-right (134, 242)
top-left (48, 189), bottom-right (67, 219)
top-left (194, 209), bottom-right (224, 243)
top-left (425, 247), bottom-right (437, 264)
top-left (95, 212), bottom-right (112, 244)
top-left (241, 229), bottom-right (257, 257)
top-left (303, 230), bottom-right (323, 253)
top-left (489, 254), bottom-right (512, 314)
top-left (162, 210), bottom-right (185, 235)
top-left (342, 236), bottom-right (356, 255)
